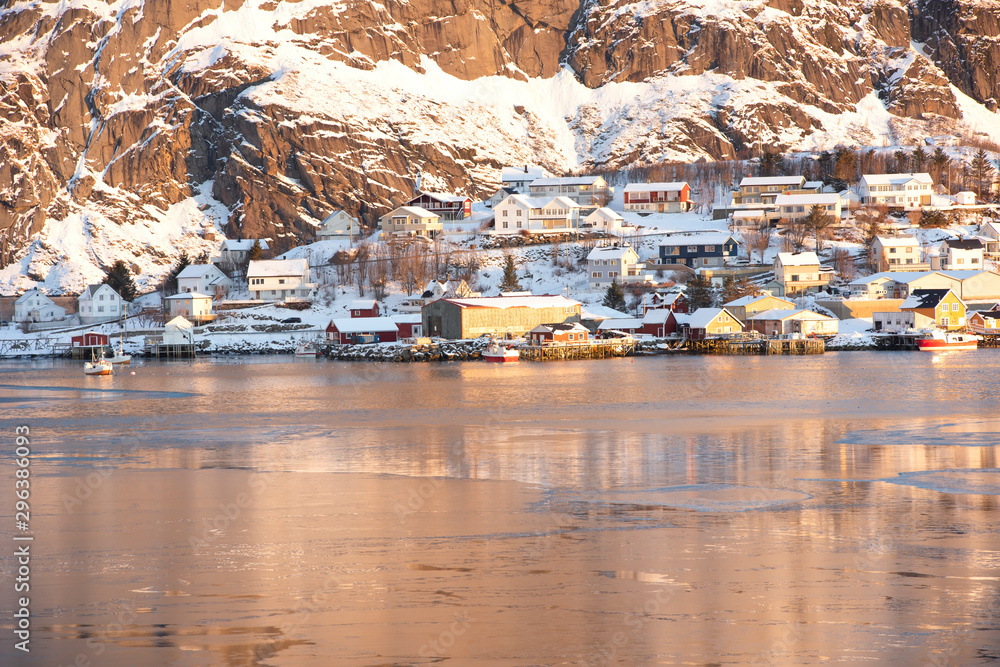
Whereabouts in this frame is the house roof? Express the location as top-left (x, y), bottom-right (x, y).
top-left (774, 193), bottom-right (840, 206)
top-left (748, 308), bottom-right (834, 321)
top-left (392, 313), bottom-right (423, 324)
top-left (776, 251), bottom-right (820, 266)
top-left (321, 209), bottom-right (356, 225)
top-left (247, 258), bottom-right (308, 278)
top-left (804, 180), bottom-right (824, 190)
top-left (221, 239), bottom-right (269, 251)
top-left (724, 294), bottom-right (793, 307)
top-left (328, 317), bottom-right (398, 334)
top-left (681, 307), bottom-right (735, 329)
top-left (411, 191), bottom-right (470, 204)
top-left (164, 316), bottom-right (193, 329)
top-left (386, 205), bottom-right (439, 219)
top-left (441, 295), bottom-right (580, 310)
top-left (943, 238), bottom-right (985, 250)
top-left (861, 172), bottom-right (933, 186)
top-left (501, 165), bottom-right (551, 181)
top-left (177, 264), bottom-right (224, 280)
top-left (623, 181), bottom-right (688, 193)
top-left (501, 194), bottom-right (581, 209)
top-left (874, 235), bottom-right (919, 247)
top-left (642, 309), bottom-right (674, 324)
top-left (349, 299), bottom-right (378, 310)
top-left (587, 244), bottom-right (636, 261)
top-left (165, 291), bottom-right (213, 300)
top-left (580, 304), bottom-right (630, 320)
top-left (597, 317), bottom-right (644, 330)
top-left (732, 210), bottom-right (766, 219)
top-left (530, 176), bottom-right (604, 187)
top-left (901, 288), bottom-right (954, 310)
top-left (530, 322), bottom-right (589, 333)
top-left (585, 207), bottom-right (623, 222)
top-left (848, 270), bottom-right (989, 286)
top-left (15, 288), bottom-right (54, 305)
top-left (659, 232), bottom-right (737, 247)
top-left (739, 176), bottom-right (805, 187)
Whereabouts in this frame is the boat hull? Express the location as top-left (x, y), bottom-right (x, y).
top-left (110, 356), bottom-right (131, 365)
top-left (484, 352), bottom-right (519, 362)
top-left (84, 365), bottom-right (113, 376)
top-left (916, 339), bottom-right (978, 351)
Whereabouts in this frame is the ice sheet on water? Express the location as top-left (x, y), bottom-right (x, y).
top-left (837, 420), bottom-right (1000, 447)
top-left (572, 484), bottom-right (812, 512)
top-left (883, 469), bottom-right (1000, 496)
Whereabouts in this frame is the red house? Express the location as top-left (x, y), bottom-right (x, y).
top-left (642, 291), bottom-right (688, 314)
top-left (669, 308), bottom-right (743, 340)
top-left (405, 191), bottom-right (472, 221)
top-left (349, 299), bottom-right (380, 318)
top-left (528, 322), bottom-right (590, 345)
top-left (392, 314), bottom-right (424, 339)
top-left (640, 310), bottom-right (674, 337)
top-left (326, 317), bottom-right (398, 344)
top-left (71, 331), bottom-right (109, 347)
top-left (623, 182), bottom-right (693, 213)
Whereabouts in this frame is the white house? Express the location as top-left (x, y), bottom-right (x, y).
top-left (774, 193), bottom-right (842, 221)
top-left (77, 284), bottom-right (124, 324)
top-left (162, 316), bottom-right (194, 345)
top-left (746, 309), bottom-right (839, 337)
top-left (501, 165), bottom-right (552, 194)
top-left (730, 210), bottom-right (767, 227)
top-left (858, 173), bottom-right (933, 206)
top-left (487, 187), bottom-right (518, 208)
top-left (317, 210), bottom-right (360, 239)
top-left (14, 288), bottom-right (67, 323)
top-left (954, 191), bottom-right (977, 206)
top-left (732, 175), bottom-right (809, 206)
top-left (378, 206), bottom-right (442, 238)
top-left (176, 264), bottom-right (233, 297)
top-left (247, 258), bottom-right (316, 302)
top-left (979, 221), bottom-right (1000, 257)
top-left (870, 235), bottom-right (928, 273)
top-left (586, 243), bottom-right (650, 288)
top-left (492, 194), bottom-right (581, 235)
top-left (583, 207), bottom-right (625, 234)
top-left (217, 239), bottom-right (269, 264)
top-left (528, 176), bottom-right (611, 206)
top-left (771, 251), bottom-right (832, 296)
top-left (164, 292), bottom-right (215, 323)
top-left (934, 238), bottom-right (985, 271)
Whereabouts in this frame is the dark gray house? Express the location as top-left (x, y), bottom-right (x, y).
top-left (658, 233), bottom-right (740, 268)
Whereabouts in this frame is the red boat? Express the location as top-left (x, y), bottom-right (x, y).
top-left (483, 339), bottom-right (519, 362)
top-left (915, 330), bottom-right (979, 351)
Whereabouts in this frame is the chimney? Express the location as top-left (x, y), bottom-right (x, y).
top-left (524, 165), bottom-right (528, 173)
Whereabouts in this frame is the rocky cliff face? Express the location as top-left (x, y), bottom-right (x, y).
top-left (0, 0), bottom-right (997, 291)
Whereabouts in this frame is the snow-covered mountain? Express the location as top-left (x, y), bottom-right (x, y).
top-left (1, 0), bottom-right (998, 293)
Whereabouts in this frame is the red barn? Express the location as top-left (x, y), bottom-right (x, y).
top-left (405, 191), bottom-right (472, 221)
top-left (528, 322), bottom-right (590, 345)
top-left (642, 291), bottom-right (688, 314)
top-left (348, 299), bottom-right (380, 318)
top-left (326, 317), bottom-right (398, 344)
top-left (71, 331), bottom-right (109, 347)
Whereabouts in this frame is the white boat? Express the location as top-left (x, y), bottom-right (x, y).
top-left (915, 330), bottom-right (979, 351)
top-left (109, 339), bottom-right (131, 365)
top-left (483, 339), bottom-right (519, 362)
top-left (84, 354), bottom-right (114, 376)
top-left (295, 342), bottom-right (319, 357)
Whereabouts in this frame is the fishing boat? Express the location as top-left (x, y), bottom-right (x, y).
top-left (84, 354), bottom-right (114, 376)
top-left (109, 339), bottom-right (131, 365)
top-left (915, 330), bottom-right (979, 351)
top-left (294, 342), bottom-right (319, 357)
top-left (483, 339), bottom-right (519, 362)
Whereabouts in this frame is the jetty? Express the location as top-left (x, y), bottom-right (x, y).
top-left (518, 338), bottom-right (636, 361)
top-left (683, 337), bottom-right (824, 355)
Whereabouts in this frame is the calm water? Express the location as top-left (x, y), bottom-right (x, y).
top-left (1, 351), bottom-right (999, 666)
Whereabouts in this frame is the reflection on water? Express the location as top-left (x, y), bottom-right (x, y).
top-left (1, 351), bottom-right (1000, 665)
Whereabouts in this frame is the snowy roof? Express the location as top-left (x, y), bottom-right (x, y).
top-left (385, 206), bottom-right (439, 219)
top-left (774, 193), bottom-right (840, 206)
top-left (724, 294), bottom-right (793, 307)
top-left (165, 291), bottom-right (213, 300)
top-left (623, 181), bottom-right (687, 193)
top-left (164, 316), bottom-right (193, 329)
top-left (682, 308), bottom-right (733, 329)
top-left (247, 258), bottom-right (308, 278)
top-left (530, 322), bottom-right (589, 333)
top-left (501, 165), bottom-right (551, 181)
top-left (392, 314), bottom-right (423, 324)
top-left (177, 264), bottom-right (223, 279)
top-left (349, 299), bottom-right (378, 310)
top-left (530, 176), bottom-right (604, 187)
top-left (732, 210), bottom-right (766, 218)
top-left (748, 308), bottom-right (834, 321)
top-left (412, 191), bottom-right (470, 204)
top-left (739, 176), bottom-right (805, 187)
top-left (442, 295), bottom-right (580, 310)
top-left (321, 209), bottom-right (356, 223)
top-left (328, 317), bottom-right (399, 334)
top-left (942, 238), bottom-right (984, 250)
top-left (79, 283), bottom-right (122, 300)
top-left (874, 235), bottom-right (919, 247)
top-left (597, 318), bottom-right (644, 330)
top-left (585, 207), bottom-right (623, 221)
top-left (804, 181), bottom-right (824, 190)
top-left (659, 232), bottom-right (737, 247)
top-left (848, 270), bottom-right (989, 285)
top-left (221, 239), bottom-right (269, 251)
top-left (15, 288), bottom-right (54, 304)
top-left (861, 172), bottom-right (933, 186)
top-left (642, 309), bottom-right (674, 324)
top-left (502, 194), bottom-right (581, 209)
top-left (901, 289), bottom-right (953, 310)
top-left (580, 305), bottom-right (630, 320)
top-left (776, 251), bottom-right (820, 267)
top-left (587, 244), bottom-right (636, 261)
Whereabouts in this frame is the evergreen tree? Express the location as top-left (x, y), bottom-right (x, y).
top-left (162, 251), bottom-right (190, 295)
top-left (911, 146), bottom-right (929, 173)
top-left (247, 239), bottom-right (264, 261)
top-left (685, 274), bottom-right (715, 310)
top-left (718, 276), bottom-right (761, 306)
top-left (602, 279), bottom-right (626, 312)
top-left (969, 149), bottom-right (995, 199)
top-left (498, 254), bottom-right (522, 293)
top-left (103, 259), bottom-right (138, 302)
top-left (931, 147), bottom-right (950, 187)
top-left (803, 205), bottom-right (835, 251)
top-left (893, 150), bottom-right (909, 174)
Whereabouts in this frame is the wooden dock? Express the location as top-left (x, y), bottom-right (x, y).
top-left (684, 337), bottom-right (825, 355)
top-left (518, 339), bottom-right (636, 361)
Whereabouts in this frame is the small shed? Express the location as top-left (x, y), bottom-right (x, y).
top-left (349, 299), bottom-right (380, 318)
top-left (392, 314), bottom-right (423, 339)
top-left (326, 317), bottom-right (399, 344)
top-left (528, 322), bottom-right (590, 345)
top-left (71, 331), bottom-right (109, 348)
top-left (162, 316), bottom-right (194, 345)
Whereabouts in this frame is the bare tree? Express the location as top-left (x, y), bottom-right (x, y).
top-left (354, 241), bottom-right (372, 297)
top-left (785, 219), bottom-right (809, 252)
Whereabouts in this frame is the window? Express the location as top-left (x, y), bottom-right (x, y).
top-left (889, 247), bottom-right (896, 254)
top-left (687, 246), bottom-right (697, 253)
top-left (705, 245), bottom-right (715, 252)
top-left (503, 210), bottom-right (508, 216)
top-left (99, 294), bottom-right (104, 301)
top-left (592, 272), bottom-right (602, 278)
top-left (940, 317), bottom-right (949, 326)
top-left (952, 303), bottom-right (960, 311)
top-left (279, 279), bottom-right (286, 284)
top-left (568, 333), bottom-right (575, 341)
top-left (516, 221), bottom-right (522, 228)
top-left (957, 258), bottom-right (964, 265)
top-left (502, 221), bottom-right (508, 229)
top-left (97, 306), bottom-right (104, 312)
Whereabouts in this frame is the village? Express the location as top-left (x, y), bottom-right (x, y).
top-left (3, 156), bottom-right (1000, 363)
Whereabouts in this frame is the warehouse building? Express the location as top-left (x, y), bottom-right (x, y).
top-left (422, 294), bottom-right (582, 339)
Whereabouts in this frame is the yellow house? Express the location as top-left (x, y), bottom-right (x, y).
top-left (724, 294), bottom-right (795, 324)
top-left (899, 288), bottom-right (966, 331)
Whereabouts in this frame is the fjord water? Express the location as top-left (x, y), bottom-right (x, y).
top-left (1, 351), bottom-right (999, 666)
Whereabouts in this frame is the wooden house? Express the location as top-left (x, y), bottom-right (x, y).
top-left (671, 308), bottom-right (743, 339)
top-left (723, 294), bottom-right (794, 324)
top-left (348, 299), bottom-right (380, 318)
top-left (379, 206), bottom-right (443, 238)
top-left (875, 288), bottom-right (967, 332)
top-left (501, 165), bottom-right (553, 194)
top-left (14, 288), bottom-right (67, 323)
top-left (177, 264), bottom-right (233, 298)
top-left (771, 252), bottom-right (832, 296)
top-left (587, 243), bottom-right (650, 288)
top-left (528, 322), bottom-right (591, 345)
top-left (162, 316), bottom-right (194, 345)
top-left (623, 182), bottom-right (693, 213)
top-left (165, 292), bottom-right (215, 323)
top-left (640, 309), bottom-right (674, 337)
top-left (641, 291), bottom-right (688, 314)
top-left (858, 173), bottom-right (933, 207)
top-left (317, 210), bottom-right (360, 239)
top-left (326, 317), bottom-right (399, 344)
top-left (658, 233), bottom-right (739, 268)
top-left (404, 192), bottom-right (472, 221)
top-left (582, 207), bottom-right (625, 234)
top-left (77, 284), bottom-right (126, 324)
top-left (422, 294), bottom-right (581, 339)
top-left (71, 331), bottom-right (109, 348)
top-left (870, 235), bottom-right (928, 273)
top-left (392, 314), bottom-right (424, 339)
top-left (247, 258), bottom-right (316, 302)
top-left (596, 318), bottom-right (645, 336)
top-left (968, 306), bottom-right (1000, 335)
top-left (528, 175), bottom-right (610, 206)
top-left (747, 309), bottom-right (839, 337)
